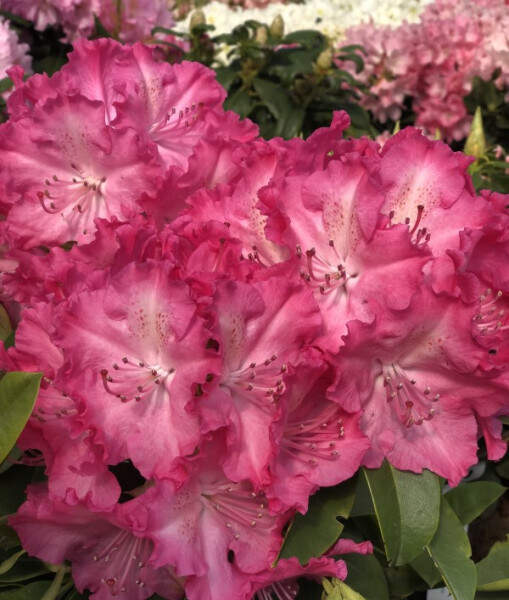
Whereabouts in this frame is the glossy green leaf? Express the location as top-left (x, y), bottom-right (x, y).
top-left (344, 554), bottom-right (389, 600)
top-left (282, 30), bottom-right (326, 49)
top-left (362, 463), bottom-right (441, 565)
top-left (322, 578), bottom-right (366, 600)
top-left (425, 498), bottom-right (477, 600)
top-left (252, 78), bottom-right (304, 138)
top-left (410, 550), bottom-right (443, 587)
top-left (224, 88), bottom-right (257, 119)
top-left (279, 478), bottom-right (356, 564)
top-left (349, 472), bottom-right (374, 517)
top-left (215, 67), bottom-right (238, 92)
top-left (337, 52), bottom-right (364, 74)
top-left (0, 372), bottom-right (42, 465)
top-left (0, 581), bottom-right (50, 599)
top-left (446, 482), bottom-right (506, 525)
top-left (476, 536), bottom-right (509, 591)
top-left (384, 564), bottom-right (427, 598)
top-left (476, 593), bottom-right (509, 600)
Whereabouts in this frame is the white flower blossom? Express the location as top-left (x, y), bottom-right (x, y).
top-left (176, 0), bottom-right (434, 60)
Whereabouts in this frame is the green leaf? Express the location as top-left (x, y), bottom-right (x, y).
top-left (92, 15), bottom-right (113, 39)
top-left (425, 498), bottom-right (477, 600)
top-left (322, 578), bottom-right (366, 600)
top-left (0, 525), bottom-right (19, 552)
top-left (476, 536), bottom-right (509, 591)
top-left (350, 471), bottom-right (374, 517)
top-left (64, 590), bottom-right (89, 600)
top-left (0, 554), bottom-right (49, 583)
top-left (0, 581), bottom-right (50, 599)
top-left (0, 372), bottom-right (42, 465)
top-left (410, 550), bottom-right (443, 587)
top-left (253, 78), bottom-right (304, 138)
top-left (0, 551), bottom-right (24, 576)
top-left (224, 88), bottom-right (257, 119)
top-left (0, 10), bottom-right (31, 27)
top-left (279, 477), bottom-right (356, 564)
top-left (385, 564), bottom-right (427, 598)
top-left (337, 53), bottom-right (364, 74)
top-left (282, 30), bottom-right (326, 49)
top-left (0, 306), bottom-right (12, 344)
top-left (446, 482), bottom-right (506, 525)
top-left (0, 79), bottom-right (13, 96)
top-left (214, 67), bottom-right (238, 92)
top-left (0, 465), bottom-right (35, 516)
top-left (344, 554), bottom-right (389, 600)
top-left (495, 455), bottom-right (509, 480)
top-left (269, 49), bottom-right (316, 83)
top-left (2, 332), bottom-right (14, 351)
top-left (362, 462), bottom-right (441, 565)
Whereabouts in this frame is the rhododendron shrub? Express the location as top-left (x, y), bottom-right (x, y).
top-left (0, 38), bottom-right (508, 600)
top-left (0, 0), bottom-right (175, 42)
top-left (337, 0), bottom-right (509, 141)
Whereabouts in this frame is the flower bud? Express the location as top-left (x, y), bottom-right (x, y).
top-left (190, 9), bottom-right (206, 31)
top-left (270, 15), bottom-right (284, 38)
top-left (316, 48), bottom-right (333, 70)
top-left (464, 107), bottom-right (486, 159)
top-left (255, 25), bottom-right (268, 45)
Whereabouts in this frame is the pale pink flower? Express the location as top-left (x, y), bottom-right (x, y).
top-left (98, 0), bottom-right (174, 43)
top-left (0, 16), bottom-right (31, 84)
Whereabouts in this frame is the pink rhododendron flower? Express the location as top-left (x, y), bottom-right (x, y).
top-left (247, 556), bottom-right (346, 600)
top-left (259, 154), bottom-right (430, 352)
top-left (98, 0), bottom-right (175, 43)
top-left (145, 438), bottom-right (289, 600)
top-left (0, 305), bottom-right (121, 509)
top-left (0, 0), bottom-right (61, 31)
top-left (0, 0), bottom-right (99, 39)
top-left (203, 277), bottom-right (323, 487)
top-left (1, 35), bottom-right (508, 600)
top-left (0, 16), bottom-right (31, 85)
top-left (268, 351), bottom-right (370, 512)
top-left (54, 260), bottom-right (218, 478)
top-left (10, 485), bottom-right (185, 600)
top-left (0, 0), bottom-right (176, 41)
top-left (331, 283), bottom-right (509, 486)
top-left (337, 0), bottom-right (509, 141)
top-left (0, 93), bottom-right (161, 248)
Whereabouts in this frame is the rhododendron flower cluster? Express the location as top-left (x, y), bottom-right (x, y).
top-left (0, 0), bottom-right (175, 42)
top-left (0, 16), bottom-right (31, 83)
top-left (0, 38), bottom-right (508, 600)
top-left (337, 0), bottom-right (509, 141)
